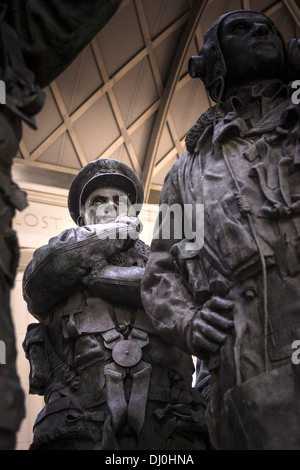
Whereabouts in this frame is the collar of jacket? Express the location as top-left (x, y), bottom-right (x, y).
top-left (186, 79), bottom-right (290, 153)
top-left (223, 79), bottom-right (289, 107)
top-left (212, 80), bottom-right (291, 144)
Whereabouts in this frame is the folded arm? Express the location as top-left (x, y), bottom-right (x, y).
top-left (23, 221), bottom-right (136, 320)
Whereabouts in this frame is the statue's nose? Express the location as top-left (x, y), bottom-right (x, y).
top-left (253, 23), bottom-right (270, 36)
top-left (104, 200), bottom-right (117, 214)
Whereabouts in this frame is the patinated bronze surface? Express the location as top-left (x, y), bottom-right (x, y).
top-left (141, 10), bottom-right (300, 450)
top-left (0, 0), bottom-right (123, 449)
top-left (23, 159), bottom-right (208, 450)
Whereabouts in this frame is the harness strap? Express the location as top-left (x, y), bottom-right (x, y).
top-left (127, 362), bottom-right (151, 436)
top-left (104, 364), bottom-right (127, 434)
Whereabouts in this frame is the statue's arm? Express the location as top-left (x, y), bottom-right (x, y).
top-left (8, 0), bottom-right (122, 88)
top-left (22, 221), bottom-right (135, 320)
top-left (141, 164), bottom-right (201, 355)
top-left (84, 264), bottom-right (145, 308)
top-left (141, 162), bottom-right (233, 359)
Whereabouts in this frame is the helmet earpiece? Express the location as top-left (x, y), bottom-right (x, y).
top-left (188, 55), bottom-right (205, 80)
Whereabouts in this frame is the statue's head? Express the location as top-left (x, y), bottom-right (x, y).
top-left (189, 10), bottom-right (288, 101)
top-left (68, 158), bottom-right (144, 226)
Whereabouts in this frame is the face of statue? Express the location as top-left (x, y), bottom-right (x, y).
top-left (219, 12), bottom-right (286, 90)
top-left (81, 186), bottom-right (131, 225)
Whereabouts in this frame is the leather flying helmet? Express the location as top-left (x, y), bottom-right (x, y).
top-left (188, 10), bottom-right (288, 102)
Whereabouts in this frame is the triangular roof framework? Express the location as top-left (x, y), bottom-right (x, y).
top-left (13, 0), bottom-right (300, 203)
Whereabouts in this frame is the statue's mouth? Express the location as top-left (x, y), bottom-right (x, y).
top-left (250, 39), bottom-right (278, 50)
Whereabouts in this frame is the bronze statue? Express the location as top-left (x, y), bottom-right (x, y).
top-left (22, 158), bottom-right (208, 450)
top-left (0, 0), bottom-right (122, 449)
top-left (141, 10), bottom-right (300, 450)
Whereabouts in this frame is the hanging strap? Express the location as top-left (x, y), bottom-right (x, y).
top-left (127, 362), bottom-right (151, 436)
top-left (104, 364), bottom-right (127, 434)
top-left (221, 144), bottom-right (271, 378)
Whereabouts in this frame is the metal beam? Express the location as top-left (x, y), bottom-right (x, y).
top-left (91, 38), bottom-right (142, 175)
top-left (282, 0), bottom-right (300, 28)
top-left (141, 0), bottom-right (209, 202)
top-left (18, 140), bottom-right (31, 160)
top-left (13, 157), bottom-right (78, 175)
top-left (28, 123), bottom-right (66, 162)
top-left (18, 10), bottom-right (189, 171)
top-left (263, 1), bottom-right (284, 16)
top-left (150, 183), bottom-right (163, 192)
top-left (50, 82), bottom-right (88, 168)
top-left (242, 0), bottom-right (251, 10)
top-left (153, 136), bottom-right (186, 178)
top-left (135, 0), bottom-right (185, 168)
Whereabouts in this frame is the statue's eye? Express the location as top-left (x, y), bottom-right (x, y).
top-left (92, 196), bottom-right (107, 205)
top-left (233, 23), bottom-right (247, 33)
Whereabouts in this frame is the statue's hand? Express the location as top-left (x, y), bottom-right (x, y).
top-left (90, 216), bottom-right (142, 243)
top-left (115, 215), bottom-right (143, 236)
top-left (191, 296), bottom-right (234, 357)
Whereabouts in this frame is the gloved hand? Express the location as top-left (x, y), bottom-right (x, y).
top-left (191, 296), bottom-right (234, 358)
